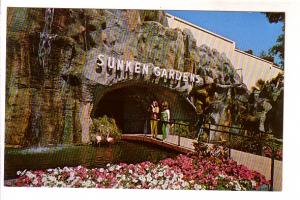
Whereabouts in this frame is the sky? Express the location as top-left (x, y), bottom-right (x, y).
top-left (166, 10), bottom-right (284, 62)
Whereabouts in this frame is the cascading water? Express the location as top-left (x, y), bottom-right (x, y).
top-left (38, 8), bottom-right (56, 73)
top-left (30, 8), bottom-right (57, 147)
top-left (30, 93), bottom-right (42, 146)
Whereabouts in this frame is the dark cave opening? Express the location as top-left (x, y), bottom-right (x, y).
top-left (93, 84), bottom-right (197, 134)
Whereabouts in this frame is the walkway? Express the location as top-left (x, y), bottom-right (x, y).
top-left (122, 134), bottom-right (282, 191)
top-left (122, 134), bottom-right (194, 154)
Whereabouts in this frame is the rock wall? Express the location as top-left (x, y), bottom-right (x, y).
top-left (5, 8), bottom-right (283, 147)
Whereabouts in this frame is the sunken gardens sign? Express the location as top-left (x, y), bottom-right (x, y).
top-left (83, 51), bottom-right (204, 93)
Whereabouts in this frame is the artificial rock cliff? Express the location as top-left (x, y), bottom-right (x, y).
top-left (5, 8), bottom-right (283, 147)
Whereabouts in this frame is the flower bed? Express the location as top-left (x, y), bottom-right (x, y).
top-left (8, 153), bottom-right (269, 190)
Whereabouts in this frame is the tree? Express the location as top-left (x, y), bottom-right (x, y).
top-left (259, 50), bottom-right (274, 63)
top-left (245, 49), bottom-right (253, 55)
top-left (265, 13), bottom-right (284, 23)
top-left (263, 12), bottom-right (285, 68)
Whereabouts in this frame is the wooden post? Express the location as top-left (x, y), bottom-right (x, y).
top-left (208, 123), bottom-right (211, 143)
top-left (228, 132), bottom-right (231, 159)
top-left (178, 124), bottom-right (180, 146)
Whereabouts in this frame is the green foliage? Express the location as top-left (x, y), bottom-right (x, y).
top-left (173, 121), bottom-right (195, 139)
top-left (255, 78), bottom-right (265, 90)
top-left (259, 50), bottom-right (274, 63)
top-left (195, 100), bottom-right (203, 114)
top-left (264, 12), bottom-right (285, 23)
top-left (90, 115), bottom-right (122, 140)
top-left (269, 34), bottom-right (284, 66)
top-left (229, 134), bottom-right (263, 155)
top-left (192, 141), bottom-right (229, 159)
top-left (262, 12), bottom-right (285, 68)
top-left (244, 49), bottom-right (253, 55)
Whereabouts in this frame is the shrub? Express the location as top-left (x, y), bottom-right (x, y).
top-left (173, 121), bottom-right (196, 139)
top-left (90, 115), bottom-right (122, 142)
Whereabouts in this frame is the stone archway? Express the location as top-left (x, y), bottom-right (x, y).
top-left (91, 81), bottom-right (197, 134)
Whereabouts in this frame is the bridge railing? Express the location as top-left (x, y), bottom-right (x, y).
top-left (129, 118), bottom-right (282, 159)
top-left (125, 117), bottom-right (282, 191)
top-left (143, 118), bottom-right (198, 144)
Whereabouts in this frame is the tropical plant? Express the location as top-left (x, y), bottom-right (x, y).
top-left (173, 121), bottom-right (196, 139)
top-left (90, 115), bottom-right (122, 142)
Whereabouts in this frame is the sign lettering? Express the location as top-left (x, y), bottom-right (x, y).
top-left (96, 54), bottom-right (201, 84)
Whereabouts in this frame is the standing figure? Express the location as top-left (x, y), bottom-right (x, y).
top-left (161, 101), bottom-right (170, 141)
top-left (149, 101), bottom-right (159, 138)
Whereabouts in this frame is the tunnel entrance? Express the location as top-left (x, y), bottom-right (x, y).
top-left (93, 84), bottom-right (197, 134)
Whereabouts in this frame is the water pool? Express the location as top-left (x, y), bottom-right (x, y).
top-left (4, 140), bottom-right (178, 180)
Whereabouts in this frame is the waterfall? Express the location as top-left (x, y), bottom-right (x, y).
top-left (30, 93), bottom-right (41, 146)
top-left (30, 8), bottom-right (57, 147)
top-left (38, 8), bottom-right (57, 73)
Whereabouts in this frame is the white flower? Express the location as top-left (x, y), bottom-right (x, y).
top-left (48, 175), bottom-right (57, 182)
top-left (138, 176), bottom-right (146, 182)
top-left (172, 174), bottom-right (178, 180)
top-left (234, 182), bottom-right (242, 191)
top-left (169, 178), bottom-right (175, 184)
top-left (116, 165), bottom-right (121, 170)
top-left (128, 170), bottom-right (133, 174)
top-left (162, 183), bottom-right (168, 189)
top-left (63, 167), bottom-right (70, 172)
top-left (116, 174), bottom-right (121, 178)
top-left (42, 176), bottom-right (47, 183)
top-left (152, 179), bottom-right (158, 185)
top-left (218, 174), bottom-right (226, 179)
top-left (17, 169), bottom-right (27, 176)
top-left (132, 178), bottom-right (138, 183)
top-left (172, 184), bottom-right (180, 190)
top-left (82, 180), bottom-right (93, 187)
top-left (181, 181), bottom-right (189, 188)
top-left (32, 178), bottom-right (39, 185)
top-left (109, 166), bottom-right (115, 171)
top-left (53, 170), bottom-right (59, 175)
top-left (251, 180), bottom-right (256, 188)
top-left (194, 184), bottom-right (203, 190)
top-left (146, 173), bottom-right (152, 178)
top-left (25, 171), bottom-right (36, 179)
top-left (47, 169), bottom-right (53, 173)
top-left (158, 172), bottom-right (164, 177)
top-left (146, 176), bottom-right (152, 182)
